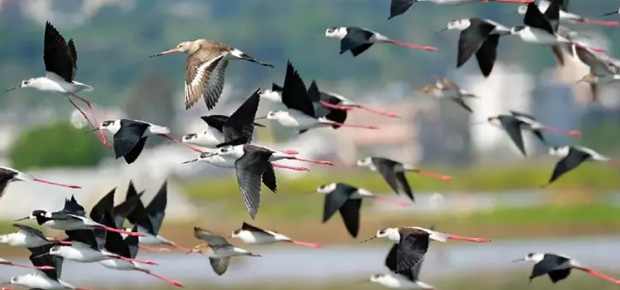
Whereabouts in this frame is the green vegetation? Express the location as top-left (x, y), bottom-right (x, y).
top-left (8, 122), bottom-right (106, 170)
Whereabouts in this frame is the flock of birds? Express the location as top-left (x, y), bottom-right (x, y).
top-left (1, 0), bottom-right (620, 289)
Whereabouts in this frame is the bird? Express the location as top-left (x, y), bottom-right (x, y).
top-left (317, 183), bottom-right (411, 238)
top-left (94, 118), bottom-right (201, 164)
top-left (324, 27), bottom-right (437, 57)
top-left (257, 83), bottom-right (284, 103)
top-left (574, 46), bottom-right (620, 102)
top-left (0, 166), bottom-right (80, 200)
top-left (356, 157), bottom-right (452, 202)
top-left (229, 222), bottom-right (322, 248)
top-left (37, 229), bottom-right (156, 265)
top-left (5, 21), bottom-right (109, 147)
top-left (0, 257), bottom-right (54, 270)
top-left (181, 88), bottom-right (265, 148)
top-left (417, 77), bottom-right (479, 112)
top-left (483, 111), bottom-right (581, 156)
top-left (368, 228), bottom-right (436, 289)
top-left (311, 89), bottom-right (400, 118)
top-left (255, 61), bottom-right (378, 133)
top-left (149, 39), bottom-right (273, 110)
top-left (516, 0), bottom-right (619, 26)
top-left (438, 18), bottom-right (511, 77)
top-left (3, 244), bottom-right (98, 290)
top-left (388, 0), bottom-right (533, 20)
top-left (118, 181), bottom-right (191, 252)
top-left (186, 227), bottom-right (261, 276)
top-left (602, 7), bottom-right (620, 16)
top-left (0, 223), bottom-right (72, 248)
top-left (361, 226), bottom-right (490, 272)
top-left (513, 253), bottom-right (620, 284)
top-left (509, 3), bottom-right (605, 52)
top-left (182, 144), bottom-right (282, 219)
top-left (544, 145), bottom-right (620, 186)
top-left (15, 195), bottom-right (144, 236)
top-left (95, 208), bottom-right (183, 287)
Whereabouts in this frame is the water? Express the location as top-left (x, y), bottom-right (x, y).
top-left (0, 236), bottom-right (618, 286)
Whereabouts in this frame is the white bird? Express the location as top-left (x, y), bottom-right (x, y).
top-left (0, 224), bottom-right (72, 248)
top-left (229, 222), bottom-right (322, 248)
top-left (516, 0), bottom-right (619, 26)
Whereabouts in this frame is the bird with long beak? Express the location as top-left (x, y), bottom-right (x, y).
top-left (324, 27), bottom-right (437, 57)
top-left (187, 227), bottom-right (261, 276)
top-left (313, 90), bottom-right (400, 118)
top-left (574, 46), bottom-right (620, 102)
top-left (149, 39), bottom-right (272, 111)
top-left (513, 253), bottom-right (620, 284)
top-left (388, 0), bottom-right (534, 20)
top-left (361, 226), bottom-right (490, 272)
top-left (516, 1), bottom-right (619, 26)
top-left (602, 7), bottom-right (620, 16)
top-left (0, 224), bottom-right (72, 248)
top-left (0, 166), bottom-right (80, 201)
top-left (230, 222), bottom-right (322, 248)
top-left (545, 145), bottom-right (620, 187)
top-left (417, 77), bottom-right (478, 113)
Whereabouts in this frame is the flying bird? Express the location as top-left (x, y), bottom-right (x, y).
top-left (317, 183), bottom-right (411, 238)
top-left (0, 224), bottom-right (72, 248)
top-left (187, 227), bottom-right (261, 276)
top-left (182, 88), bottom-right (265, 148)
top-left (0, 257), bottom-right (54, 271)
top-left (256, 61), bottom-right (378, 133)
top-left (544, 146), bottom-right (620, 186)
top-left (324, 27), bottom-right (437, 57)
top-left (312, 89), bottom-right (400, 118)
top-left (5, 21), bottom-right (109, 147)
top-left (361, 226), bottom-right (490, 272)
top-left (149, 39), bottom-right (273, 110)
top-left (388, 0), bottom-right (533, 20)
top-left (230, 222), bottom-right (322, 248)
top-left (95, 119), bottom-right (201, 164)
top-left (574, 46), bottom-right (620, 102)
top-left (602, 7), bottom-right (620, 16)
top-left (417, 77), bottom-right (479, 112)
top-left (516, 0), bottom-right (619, 26)
top-left (0, 166), bottom-right (80, 200)
top-left (438, 18), bottom-right (511, 77)
top-left (513, 253), bottom-right (620, 284)
top-left (356, 157), bottom-right (452, 202)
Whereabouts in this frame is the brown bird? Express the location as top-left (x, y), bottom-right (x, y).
top-left (186, 227), bottom-right (261, 276)
top-left (149, 39), bottom-right (273, 110)
top-left (418, 77), bottom-right (478, 113)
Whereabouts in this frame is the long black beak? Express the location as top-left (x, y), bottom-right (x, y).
top-left (181, 158), bottom-right (199, 164)
top-left (241, 56), bottom-right (274, 68)
top-left (602, 11), bottom-right (618, 16)
top-left (255, 116), bottom-right (267, 120)
top-left (360, 236), bottom-right (377, 243)
top-left (511, 258), bottom-right (525, 263)
top-left (5, 87), bottom-right (17, 93)
top-left (86, 127), bottom-right (100, 133)
top-left (15, 216), bottom-right (32, 222)
top-left (33, 253), bottom-right (49, 259)
top-left (436, 27), bottom-right (448, 33)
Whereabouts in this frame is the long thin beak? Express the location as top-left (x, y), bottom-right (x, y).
top-left (602, 11), bottom-right (618, 16)
top-left (149, 48), bottom-right (179, 58)
top-left (14, 216), bottom-right (32, 222)
top-left (435, 27), bottom-right (448, 33)
top-left (255, 116), bottom-right (267, 120)
top-left (184, 250), bottom-right (194, 255)
top-left (5, 87), bottom-right (17, 93)
top-left (86, 127), bottom-right (100, 133)
top-left (33, 253), bottom-right (48, 259)
top-left (360, 236), bottom-right (377, 243)
top-left (511, 258), bottom-right (524, 263)
top-left (181, 159), bottom-right (199, 164)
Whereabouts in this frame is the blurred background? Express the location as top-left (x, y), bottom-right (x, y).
top-left (0, 0), bottom-right (620, 289)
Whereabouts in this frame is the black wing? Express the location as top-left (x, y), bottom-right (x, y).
top-left (62, 195), bottom-right (85, 216)
top-left (124, 182), bottom-right (156, 234)
top-left (125, 226), bottom-right (140, 259)
top-left (122, 137), bottom-right (147, 165)
top-left (509, 110), bottom-right (537, 120)
top-left (43, 21), bottom-right (75, 82)
top-left (543, 0), bottom-right (562, 32)
top-left (385, 243), bottom-right (424, 282)
top-left (13, 223), bottom-right (48, 242)
top-left (371, 158), bottom-right (401, 196)
top-left (67, 39), bottom-right (78, 80)
top-left (200, 115), bottom-right (227, 132)
top-left (396, 231), bottom-right (430, 273)
top-left (146, 181), bottom-right (168, 234)
top-left (223, 88), bottom-right (262, 143)
top-left (389, 0), bottom-right (415, 19)
top-left (114, 119), bottom-right (150, 161)
top-left (546, 148), bottom-right (591, 185)
top-left (530, 254), bottom-right (570, 280)
top-left (523, 3), bottom-right (555, 35)
top-left (262, 163), bottom-right (277, 193)
top-left (395, 172), bottom-right (414, 201)
top-left (457, 19), bottom-right (497, 68)
top-left (90, 188), bottom-right (115, 223)
top-left (475, 34), bottom-right (499, 78)
top-left (548, 269), bottom-right (572, 283)
top-left (234, 147), bottom-right (273, 219)
top-left (112, 195), bottom-right (140, 230)
top-left (531, 130), bottom-right (547, 145)
top-left (65, 230), bottom-right (99, 250)
top-left (322, 183), bottom-right (358, 223)
top-left (350, 43), bottom-right (374, 57)
top-left (0, 168), bottom-right (16, 200)
top-left (340, 27), bottom-right (374, 55)
top-left (241, 222), bottom-right (269, 235)
top-left (272, 83), bottom-right (283, 92)
top-left (103, 212), bottom-right (131, 258)
top-left (498, 116), bottom-right (527, 156)
top-left (29, 244), bottom-right (62, 281)
top-left (281, 61), bottom-right (316, 117)
top-left (338, 199), bottom-right (362, 238)
top-left (449, 97), bottom-right (473, 113)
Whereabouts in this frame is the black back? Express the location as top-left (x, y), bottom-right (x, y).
top-left (530, 254), bottom-right (571, 281)
top-left (395, 229), bottom-right (430, 273)
top-left (61, 195), bottom-right (85, 217)
top-left (240, 222), bottom-right (270, 235)
top-left (523, 3), bottom-right (555, 35)
top-left (114, 119), bottom-right (150, 164)
top-left (43, 21), bottom-right (76, 82)
top-left (546, 147), bottom-right (592, 185)
top-left (475, 34), bottom-right (500, 77)
top-left (234, 145), bottom-right (274, 219)
top-left (29, 244), bottom-right (63, 281)
top-left (65, 230), bottom-right (100, 250)
top-left (457, 18), bottom-right (497, 69)
top-left (370, 157), bottom-right (414, 201)
top-left (340, 27), bottom-right (374, 56)
top-left (498, 115), bottom-right (527, 156)
top-left (145, 181), bottom-right (168, 234)
top-left (281, 61), bottom-right (316, 117)
top-left (222, 88), bottom-right (263, 143)
top-left (102, 212), bottom-right (137, 259)
top-left (90, 188), bottom-right (115, 224)
top-left (389, 0), bottom-right (415, 19)
top-left (0, 168), bottom-right (17, 200)
top-left (322, 183), bottom-right (362, 237)
top-left (542, 0), bottom-right (562, 31)
top-left (124, 182), bottom-right (156, 234)
top-left (112, 194), bottom-right (140, 230)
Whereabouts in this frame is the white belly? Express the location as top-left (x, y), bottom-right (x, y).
top-left (521, 28), bottom-right (562, 44)
top-left (15, 275), bottom-right (63, 289)
top-left (63, 247), bottom-right (108, 263)
top-left (45, 220), bottom-right (87, 230)
top-left (237, 232), bottom-right (278, 244)
top-left (99, 259), bottom-right (136, 270)
top-left (280, 110), bottom-right (320, 130)
top-left (205, 155), bottom-right (236, 168)
top-left (187, 130), bottom-right (224, 148)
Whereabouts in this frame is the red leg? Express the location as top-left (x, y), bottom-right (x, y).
top-left (68, 94), bottom-right (111, 148)
top-left (158, 134), bottom-right (204, 153)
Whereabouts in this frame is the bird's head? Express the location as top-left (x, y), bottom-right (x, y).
top-left (217, 145), bottom-right (235, 156)
top-left (316, 183), bottom-right (337, 194)
top-left (267, 110), bottom-right (286, 120)
top-left (370, 274), bottom-right (385, 283)
top-left (5, 276), bottom-right (20, 285)
top-left (512, 253), bottom-right (544, 263)
top-left (230, 229), bottom-right (242, 239)
top-left (324, 27), bottom-right (347, 39)
top-left (361, 227), bottom-right (399, 243)
top-left (441, 19), bottom-right (470, 32)
top-left (516, 4), bottom-right (528, 15)
top-left (510, 26), bottom-right (526, 35)
top-left (6, 78), bottom-right (40, 92)
top-left (181, 133), bottom-right (199, 143)
top-left (258, 88), bottom-right (282, 102)
top-left (416, 84), bottom-right (436, 94)
top-left (150, 40), bottom-right (199, 57)
top-left (186, 243), bottom-right (208, 255)
top-left (48, 245), bottom-right (62, 256)
top-left (548, 146), bottom-right (570, 157)
top-left (577, 73), bottom-right (597, 84)
top-left (355, 157), bottom-right (373, 167)
top-left (95, 120), bottom-right (120, 133)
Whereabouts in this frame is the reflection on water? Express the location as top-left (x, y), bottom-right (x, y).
top-left (0, 236), bottom-right (617, 287)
